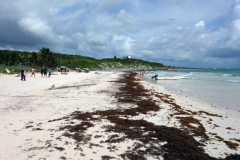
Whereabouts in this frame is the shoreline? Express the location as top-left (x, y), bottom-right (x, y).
top-left (140, 72), bottom-right (240, 118)
top-left (139, 75), bottom-right (240, 158)
top-left (0, 72), bottom-right (239, 159)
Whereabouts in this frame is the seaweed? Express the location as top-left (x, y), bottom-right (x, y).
top-left (101, 155), bottom-right (116, 160)
top-left (46, 72), bottom-right (239, 159)
top-left (199, 111), bottom-right (222, 117)
top-left (54, 147), bottom-right (65, 151)
top-left (215, 136), bottom-right (224, 141)
top-left (224, 141), bottom-right (239, 150)
top-left (225, 154), bottom-right (240, 160)
top-left (176, 116), bottom-right (208, 139)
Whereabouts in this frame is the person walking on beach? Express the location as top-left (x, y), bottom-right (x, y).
top-left (30, 67), bottom-right (35, 77)
top-left (41, 68), bottom-right (44, 78)
top-left (21, 69), bottom-right (26, 81)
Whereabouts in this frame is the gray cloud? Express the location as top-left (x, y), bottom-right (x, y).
top-left (0, 17), bottom-right (49, 47)
top-left (0, 0), bottom-right (240, 68)
top-left (207, 48), bottom-right (240, 58)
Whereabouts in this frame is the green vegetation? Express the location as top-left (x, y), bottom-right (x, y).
top-left (0, 48), bottom-right (57, 68)
top-left (0, 47), bottom-right (165, 73)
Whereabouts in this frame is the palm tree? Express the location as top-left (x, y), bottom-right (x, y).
top-left (4, 50), bottom-right (11, 66)
top-left (10, 51), bottom-right (18, 65)
top-left (28, 52), bottom-right (38, 67)
top-left (0, 50), bottom-right (4, 64)
top-left (40, 47), bottom-right (54, 67)
top-left (17, 54), bottom-right (25, 65)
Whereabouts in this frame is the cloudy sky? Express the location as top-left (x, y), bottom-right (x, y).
top-left (1, 0), bottom-right (240, 68)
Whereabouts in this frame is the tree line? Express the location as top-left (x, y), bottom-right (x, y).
top-left (0, 47), bottom-right (57, 68)
top-left (0, 47), bottom-right (165, 70)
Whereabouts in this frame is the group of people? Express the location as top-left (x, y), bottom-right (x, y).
top-left (41, 68), bottom-right (52, 78)
top-left (140, 70), bottom-right (158, 79)
top-left (61, 68), bottom-right (69, 74)
top-left (19, 67), bottom-right (52, 81)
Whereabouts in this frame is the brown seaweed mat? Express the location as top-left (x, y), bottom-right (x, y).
top-left (48, 72), bottom-right (240, 160)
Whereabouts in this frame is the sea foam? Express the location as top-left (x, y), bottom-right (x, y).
top-left (222, 74), bottom-right (231, 77)
top-left (225, 80), bottom-right (240, 83)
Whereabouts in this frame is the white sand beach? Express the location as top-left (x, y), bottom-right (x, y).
top-left (0, 71), bottom-right (239, 160)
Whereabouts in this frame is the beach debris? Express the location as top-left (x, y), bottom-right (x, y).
top-left (223, 141), bottom-right (239, 150)
top-left (48, 84), bottom-right (96, 90)
top-left (26, 72), bottom-right (239, 159)
top-left (5, 68), bottom-right (11, 73)
top-left (45, 72), bottom-right (239, 159)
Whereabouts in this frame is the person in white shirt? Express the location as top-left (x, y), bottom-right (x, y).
top-left (30, 67), bottom-right (36, 77)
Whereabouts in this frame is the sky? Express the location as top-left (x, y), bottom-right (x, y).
top-left (0, 0), bottom-right (240, 68)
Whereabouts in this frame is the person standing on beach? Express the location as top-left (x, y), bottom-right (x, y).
top-left (30, 67), bottom-right (35, 77)
top-left (44, 68), bottom-right (47, 77)
top-left (41, 68), bottom-right (44, 78)
top-left (24, 70), bottom-right (27, 79)
top-left (48, 68), bottom-right (51, 78)
top-left (21, 68), bottom-right (25, 81)
top-left (141, 70), bottom-right (144, 78)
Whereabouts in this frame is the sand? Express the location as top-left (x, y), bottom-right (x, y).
top-left (0, 71), bottom-right (239, 160)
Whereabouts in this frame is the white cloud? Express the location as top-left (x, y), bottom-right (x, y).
top-left (110, 35), bottom-right (135, 56)
top-left (86, 32), bottom-right (108, 45)
top-left (232, 19), bottom-right (240, 30)
top-left (18, 17), bottom-right (53, 38)
top-left (195, 21), bottom-right (205, 28)
top-left (78, 42), bottom-right (89, 52)
top-left (235, 5), bottom-right (240, 11)
top-left (49, 8), bottom-right (59, 16)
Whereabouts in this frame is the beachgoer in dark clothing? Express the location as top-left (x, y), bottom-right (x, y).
top-left (41, 68), bottom-right (44, 78)
top-left (21, 69), bottom-right (26, 81)
top-left (44, 68), bottom-right (47, 77)
top-left (152, 74), bottom-right (158, 80)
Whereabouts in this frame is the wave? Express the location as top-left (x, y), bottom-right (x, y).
top-left (225, 80), bottom-right (240, 83)
top-left (222, 74), bottom-right (232, 77)
top-left (231, 73), bottom-right (240, 77)
top-left (146, 72), bottom-right (166, 75)
top-left (156, 76), bottom-right (189, 80)
top-left (222, 73), bottom-right (240, 77)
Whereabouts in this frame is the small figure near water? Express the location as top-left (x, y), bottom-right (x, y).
top-left (140, 70), bottom-right (145, 78)
top-left (152, 74), bottom-right (158, 80)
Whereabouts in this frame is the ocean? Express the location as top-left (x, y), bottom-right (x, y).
top-left (143, 69), bottom-right (240, 115)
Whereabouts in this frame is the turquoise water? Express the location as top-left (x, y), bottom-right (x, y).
top-left (143, 69), bottom-right (240, 115)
